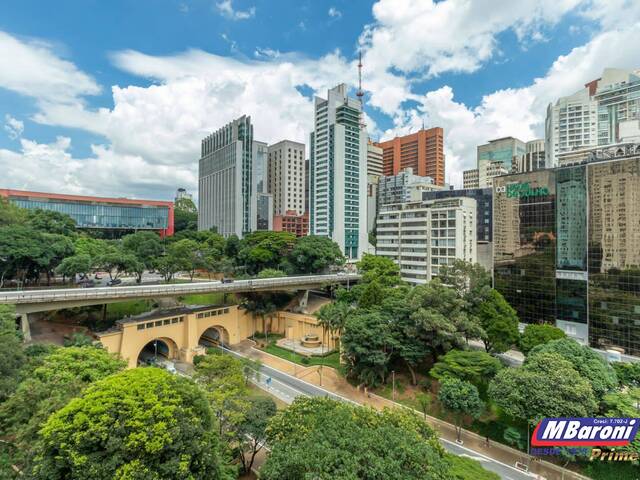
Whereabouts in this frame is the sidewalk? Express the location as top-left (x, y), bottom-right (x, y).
top-left (233, 340), bottom-right (590, 480)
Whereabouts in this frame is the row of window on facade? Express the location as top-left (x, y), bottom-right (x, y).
top-left (196, 308), bottom-right (230, 319)
top-left (136, 316), bottom-right (184, 330)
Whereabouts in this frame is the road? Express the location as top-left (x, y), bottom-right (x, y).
top-left (221, 347), bottom-right (535, 480)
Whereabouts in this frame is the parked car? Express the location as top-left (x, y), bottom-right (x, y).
top-left (107, 278), bottom-right (123, 287)
top-left (78, 279), bottom-right (95, 288)
top-left (94, 273), bottom-right (102, 280)
top-left (221, 278), bottom-right (234, 284)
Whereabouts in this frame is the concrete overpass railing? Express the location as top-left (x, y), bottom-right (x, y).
top-left (0, 274), bottom-right (361, 309)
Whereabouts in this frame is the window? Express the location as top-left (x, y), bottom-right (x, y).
top-left (137, 324), bottom-right (145, 330)
top-left (146, 322), bottom-right (154, 329)
top-left (155, 321), bottom-right (163, 327)
top-left (163, 319), bottom-right (170, 325)
top-left (171, 318), bottom-right (178, 324)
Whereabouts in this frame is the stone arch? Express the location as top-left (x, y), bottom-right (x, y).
top-left (198, 326), bottom-right (230, 348)
top-left (137, 337), bottom-right (179, 366)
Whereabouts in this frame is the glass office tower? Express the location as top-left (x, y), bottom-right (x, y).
top-left (494, 146), bottom-right (640, 357)
top-left (587, 158), bottom-right (640, 355)
top-left (493, 170), bottom-right (557, 325)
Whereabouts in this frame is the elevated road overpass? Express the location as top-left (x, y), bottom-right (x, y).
top-left (0, 274), bottom-right (360, 340)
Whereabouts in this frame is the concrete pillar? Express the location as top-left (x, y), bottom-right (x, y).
top-left (299, 290), bottom-right (309, 312)
top-left (19, 313), bottom-right (31, 342)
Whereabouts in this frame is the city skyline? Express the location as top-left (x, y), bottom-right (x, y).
top-left (1, 0), bottom-right (640, 200)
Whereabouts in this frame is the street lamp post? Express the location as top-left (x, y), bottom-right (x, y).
top-left (154, 340), bottom-right (158, 362)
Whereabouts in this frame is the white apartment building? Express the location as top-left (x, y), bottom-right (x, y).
top-left (514, 139), bottom-right (546, 173)
top-left (367, 141), bottom-right (383, 177)
top-left (376, 197), bottom-right (477, 285)
top-left (309, 84), bottom-right (368, 260)
top-left (545, 82), bottom-right (599, 168)
top-left (463, 168), bottom-right (479, 189)
top-left (268, 140), bottom-right (305, 217)
top-left (377, 167), bottom-right (441, 206)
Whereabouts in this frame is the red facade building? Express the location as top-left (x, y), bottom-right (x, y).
top-left (273, 210), bottom-right (308, 237)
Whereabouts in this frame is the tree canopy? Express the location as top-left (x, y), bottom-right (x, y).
top-left (0, 305), bottom-right (24, 403)
top-left (438, 378), bottom-right (483, 441)
top-left (489, 352), bottom-right (597, 425)
top-left (285, 235), bottom-right (345, 274)
top-left (430, 349), bottom-right (502, 388)
top-left (262, 397), bottom-right (451, 480)
top-left (476, 289), bottom-right (519, 354)
top-left (527, 337), bottom-right (617, 399)
top-left (33, 367), bottom-right (233, 480)
top-left (519, 323), bottom-right (566, 355)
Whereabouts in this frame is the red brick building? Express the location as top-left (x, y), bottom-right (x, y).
top-left (375, 127), bottom-right (445, 185)
top-left (273, 210), bottom-right (308, 237)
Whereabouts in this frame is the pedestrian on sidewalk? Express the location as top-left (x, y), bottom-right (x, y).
top-left (485, 436), bottom-right (490, 448)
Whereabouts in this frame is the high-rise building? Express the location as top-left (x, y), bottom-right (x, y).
top-left (422, 187), bottom-right (493, 272)
top-left (304, 158), bottom-right (310, 213)
top-left (252, 140), bottom-right (272, 231)
top-left (493, 142), bottom-right (640, 357)
top-left (377, 168), bottom-right (441, 206)
top-left (376, 197), bottom-right (477, 285)
top-left (268, 140), bottom-right (305, 218)
top-left (175, 188), bottom-right (193, 203)
top-left (375, 127), bottom-right (445, 185)
top-left (595, 69), bottom-right (640, 145)
top-left (273, 210), bottom-right (309, 237)
top-left (545, 80), bottom-right (599, 167)
top-left (366, 141), bottom-right (383, 177)
top-left (514, 139), bottom-right (546, 173)
top-left (463, 160), bottom-right (509, 189)
top-left (0, 189), bottom-right (174, 237)
top-left (477, 137), bottom-right (525, 172)
top-left (309, 84), bottom-right (368, 259)
top-left (198, 115), bottom-right (254, 237)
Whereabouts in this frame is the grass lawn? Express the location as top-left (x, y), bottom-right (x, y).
top-left (263, 343), bottom-right (342, 370)
top-left (179, 292), bottom-right (229, 305)
top-left (106, 299), bottom-right (154, 320)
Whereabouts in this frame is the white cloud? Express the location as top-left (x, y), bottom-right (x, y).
top-left (215, 0), bottom-right (255, 20)
top-left (0, 136), bottom-right (194, 199)
top-left (328, 7), bottom-right (342, 19)
top-left (0, 31), bottom-right (100, 104)
top-left (359, 0), bottom-right (583, 78)
top-left (4, 115), bottom-right (24, 140)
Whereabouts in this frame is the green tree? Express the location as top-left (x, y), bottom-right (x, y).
top-left (527, 338), bottom-right (617, 399)
top-left (0, 226), bottom-right (50, 285)
top-left (262, 397), bottom-right (451, 480)
top-left (26, 209), bottom-right (76, 236)
top-left (502, 427), bottom-right (525, 451)
top-left (237, 231), bottom-right (297, 274)
top-left (256, 268), bottom-right (286, 279)
top-left (96, 249), bottom-right (141, 281)
top-left (174, 197), bottom-right (198, 233)
top-left (55, 254), bottom-right (93, 281)
top-left (242, 293), bottom-right (277, 340)
top-left (224, 234), bottom-right (240, 259)
top-left (415, 392), bottom-right (432, 419)
top-left (438, 378), bottom-right (483, 442)
top-left (122, 231), bottom-right (163, 282)
top-left (0, 305), bottom-right (25, 402)
top-left (167, 238), bottom-right (203, 281)
top-left (489, 352), bottom-right (597, 426)
top-left (519, 323), bottom-right (566, 355)
top-left (32, 368), bottom-right (233, 480)
top-left (286, 235), bottom-right (345, 274)
top-left (438, 259), bottom-right (491, 299)
top-left (316, 301), bottom-right (350, 351)
top-left (235, 396), bottom-right (277, 474)
top-left (0, 347), bottom-right (125, 472)
top-left (601, 388), bottom-right (640, 457)
top-left (193, 353), bottom-right (249, 436)
top-left (407, 279), bottom-right (481, 361)
top-left (476, 289), bottom-right (519, 354)
top-left (357, 253), bottom-right (401, 286)
top-left (430, 350), bottom-right (502, 388)
top-left (0, 197), bottom-right (26, 227)
top-left (74, 235), bottom-right (111, 260)
top-left (611, 361), bottom-right (640, 388)
top-left (341, 310), bottom-right (396, 386)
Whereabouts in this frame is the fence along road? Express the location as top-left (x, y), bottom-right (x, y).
top-left (0, 273), bottom-right (361, 312)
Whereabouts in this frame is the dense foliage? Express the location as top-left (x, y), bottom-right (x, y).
top-left (33, 367), bottom-right (233, 480)
top-left (519, 323), bottom-right (566, 355)
top-left (262, 397), bottom-right (452, 480)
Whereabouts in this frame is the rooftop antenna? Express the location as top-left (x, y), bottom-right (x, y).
top-left (357, 51), bottom-right (366, 130)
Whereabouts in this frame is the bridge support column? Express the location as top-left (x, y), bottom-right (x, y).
top-left (298, 290), bottom-right (309, 313)
top-left (19, 313), bottom-right (31, 342)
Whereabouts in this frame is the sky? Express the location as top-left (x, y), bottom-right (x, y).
top-left (0, 0), bottom-right (639, 200)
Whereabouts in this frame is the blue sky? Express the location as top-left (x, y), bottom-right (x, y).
top-left (0, 0), bottom-right (639, 198)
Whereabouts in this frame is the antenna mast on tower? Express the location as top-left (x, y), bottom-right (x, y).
top-left (357, 51), bottom-right (366, 130)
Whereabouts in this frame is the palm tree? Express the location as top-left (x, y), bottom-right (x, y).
top-left (316, 302), bottom-right (350, 351)
top-left (242, 293), bottom-right (276, 343)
